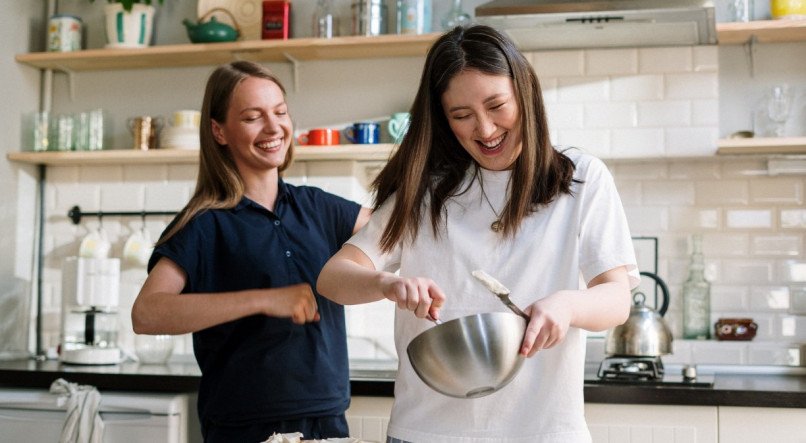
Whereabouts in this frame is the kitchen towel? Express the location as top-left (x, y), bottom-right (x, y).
top-left (49, 378), bottom-right (104, 443)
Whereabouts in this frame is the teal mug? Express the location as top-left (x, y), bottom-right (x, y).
top-left (388, 112), bottom-right (411, 143)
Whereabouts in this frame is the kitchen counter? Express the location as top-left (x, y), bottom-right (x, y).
top-left (1, 359), bottom-right (805, 408)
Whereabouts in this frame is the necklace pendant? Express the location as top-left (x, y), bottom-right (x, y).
top-left (490, 220), bottom-right (503, 232)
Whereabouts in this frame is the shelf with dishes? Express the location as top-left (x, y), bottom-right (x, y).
top-left (716, 136), bottom-right (806, 155)
top-left (6, 144), bottom-right (396, 166)
top-left (716, 19), bottom-right (806, 45)
top-left (15, 20), bottom-right (806, 72)
top-left (14, 33), bottom-right (440, 72)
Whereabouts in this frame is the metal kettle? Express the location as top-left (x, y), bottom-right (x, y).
top-left (605, 271), bottom-right (673, 357)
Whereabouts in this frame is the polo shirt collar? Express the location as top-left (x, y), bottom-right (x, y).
top-left (233, 179), bottom-right (292, 212)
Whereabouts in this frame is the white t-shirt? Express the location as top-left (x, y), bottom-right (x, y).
top-left (347, 149), bottom-right (639, 443)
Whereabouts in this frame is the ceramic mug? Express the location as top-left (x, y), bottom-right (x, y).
top-left (123, 226), bottom-right (153, 266)
top-left (388, 112), bottom-right (411, 143)
top-left (297, 128), bottom-right (340, 145)
top-left (344, 121), bottom-right (380, 144)
top-left (170, 110), bottom-right (200, 129)
top-left (79, 226), bottom-right (111, 259)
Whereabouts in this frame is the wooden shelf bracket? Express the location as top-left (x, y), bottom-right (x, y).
top-left (743, 34), bottom-right (758, 78)
top-left (282, 52), bottom-right (301, 92)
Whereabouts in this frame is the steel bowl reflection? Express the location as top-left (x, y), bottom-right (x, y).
top-left (406, 312), bottom-right (526, 399)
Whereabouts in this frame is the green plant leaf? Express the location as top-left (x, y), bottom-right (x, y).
top-left (97, 0), bottom-right (165, 13)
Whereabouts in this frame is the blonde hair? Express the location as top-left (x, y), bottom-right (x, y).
top-left (156, 61), bottom-right (293, 246)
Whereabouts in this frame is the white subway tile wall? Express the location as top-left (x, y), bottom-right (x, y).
top-left (534, 46), bottom-right (719, 157)
top-left (34, 46), bottom-right (803, 367)
top-left (611, 156), bottom-right (805, 366)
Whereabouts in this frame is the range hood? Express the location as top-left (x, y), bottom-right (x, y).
top-left (475, 0), bottom-right (717, 50)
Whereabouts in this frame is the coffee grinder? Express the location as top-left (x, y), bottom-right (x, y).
top-left (60, 257), bottom-right (121, 365)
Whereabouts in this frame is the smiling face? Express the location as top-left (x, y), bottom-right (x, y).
top-left (211, 76), bottom-right (292, 176)
top-left (441, 69), bottom-right (522, 171)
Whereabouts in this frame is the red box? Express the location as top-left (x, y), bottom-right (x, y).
top-left (262, 1), bottom-right (291, 40)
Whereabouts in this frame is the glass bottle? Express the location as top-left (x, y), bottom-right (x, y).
top-left (441, 0), bottom-right (472, 31)
top-left (313, 0), bottom-right (337, 38)
top-left (682, 234), bottom-right (711, 339)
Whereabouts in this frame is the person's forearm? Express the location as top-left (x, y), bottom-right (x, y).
top-left (317, 257), bottom-right (388, 305)
top-left (563, 281), bottom-right (631, 332)
top-left (132, 289), bottom-right (265, 335)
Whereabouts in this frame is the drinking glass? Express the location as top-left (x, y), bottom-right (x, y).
top-left (53, 114), bottom-right (75, 151)
top-left (766, 84), bottom-right (792, 137)
top-left (729, 0), bottom-right (753, 22)
top-left (21, 111), bottom-right (50, 152)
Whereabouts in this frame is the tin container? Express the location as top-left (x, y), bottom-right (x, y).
top-left (351, 0), bottom-right (388, 36)
top-left (262, 0), bottom-right (291, 40)
top-left (48, 14), bottom-right (82, 52)
top-left (396, 0), bottom-right (432, 35)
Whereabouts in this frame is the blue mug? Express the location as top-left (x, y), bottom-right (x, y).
top-left (344, 121), bottom-right (380, 144)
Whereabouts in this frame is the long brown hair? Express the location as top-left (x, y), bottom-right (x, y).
top-left (373, 25), bottom-right (577, 253)
top-left (156, 61), bottom-right (293, 246)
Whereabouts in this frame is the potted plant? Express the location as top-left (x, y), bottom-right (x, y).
top-left (90, 0), bottom-right (164, 48)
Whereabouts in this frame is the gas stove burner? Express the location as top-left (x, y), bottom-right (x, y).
top-left (597, 356), bottom-right (664, 380)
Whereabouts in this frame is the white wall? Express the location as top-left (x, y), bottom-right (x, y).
top-left (0, 0), bottom-right (46, 358)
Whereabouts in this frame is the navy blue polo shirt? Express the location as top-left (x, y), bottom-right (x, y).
top-left (148, 180), bottom-right (360, 426)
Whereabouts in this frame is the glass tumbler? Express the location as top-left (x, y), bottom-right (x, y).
top-left (729, 0), bottom-right (753, 22)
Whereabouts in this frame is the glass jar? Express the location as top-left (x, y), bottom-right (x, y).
top-left (682, 234), bottom-right (711, 339)
top-left (313, 0), bottom-right (337, 38)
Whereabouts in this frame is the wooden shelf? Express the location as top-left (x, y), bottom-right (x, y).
top-left (14, 21), bottom-right (806, 72)
top-left (716, 19), bottom-right (806, 45)
top-left (15, 34), bottom-right (439, 72)
top-left (716, 136), bottom-right (806, 155)
top-left (6, 144), bottom-right (395, 166)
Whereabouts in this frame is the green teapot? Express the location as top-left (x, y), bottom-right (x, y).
top-left (183, 8), bottom-right (240, 44)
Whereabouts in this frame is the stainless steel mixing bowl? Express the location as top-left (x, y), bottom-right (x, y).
top-left (406, 312), bottom-right (527, 399)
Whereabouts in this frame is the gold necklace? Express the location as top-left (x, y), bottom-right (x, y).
top-left (479, 185), bottom-right (503, 233)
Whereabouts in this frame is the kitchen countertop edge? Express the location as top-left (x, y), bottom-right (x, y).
top-left (1, 360), bottom-right (805, 408)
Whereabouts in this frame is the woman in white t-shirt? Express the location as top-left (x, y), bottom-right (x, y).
top-left (317, 25), bottom-right (639, 443)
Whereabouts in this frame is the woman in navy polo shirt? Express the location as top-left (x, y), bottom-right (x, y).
top-left (132, 61), bottom-right (371, 442)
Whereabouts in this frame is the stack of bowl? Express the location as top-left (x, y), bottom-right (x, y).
top-left (162, 110), bottom-right (200, 150)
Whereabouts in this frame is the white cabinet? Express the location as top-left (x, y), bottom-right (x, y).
top-left (0, 388), bottom-right (196, 443)
top-left (345, 396), bottom-right (393, 442)
top-left (718, 406), bottom-right (806, 443)
top-left (585, 403), bottom-right (718, 443)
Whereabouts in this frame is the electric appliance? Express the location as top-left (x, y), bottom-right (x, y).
top-left (474, 0), bottom-right (717, 50)
top-left (60, 257), bottom-right (121, 365)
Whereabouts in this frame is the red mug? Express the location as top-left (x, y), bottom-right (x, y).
top-left (297, 128), bottom-right (340, 146)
